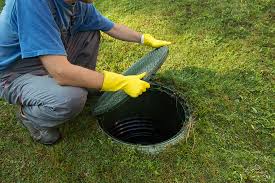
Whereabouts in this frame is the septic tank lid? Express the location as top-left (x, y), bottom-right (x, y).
top-left (92, 46), bottom-right (169, 116)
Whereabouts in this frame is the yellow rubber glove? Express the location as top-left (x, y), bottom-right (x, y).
top-left (101, 71), bottom-right (150, 98)
top-left (143, 34), bottom-right (172, 48)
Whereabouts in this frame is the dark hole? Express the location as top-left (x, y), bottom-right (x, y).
top-left (98, 86), bottom-right (188, 145)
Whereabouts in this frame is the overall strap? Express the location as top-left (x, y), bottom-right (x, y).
top-left (47, 0), bottom-right (58, 20)
top-left (47, 0), bottom-right (70, 47)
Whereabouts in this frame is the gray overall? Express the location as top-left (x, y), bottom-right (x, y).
top-left (0, 1), bottom-right (100, 127)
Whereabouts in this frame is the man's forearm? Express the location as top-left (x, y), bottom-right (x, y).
top-left (40, 55), bottom-right (104, 89)
top-left (105, 24), bottom-right (142, 43)
top-left (57, 64), bottom-right (104, 89)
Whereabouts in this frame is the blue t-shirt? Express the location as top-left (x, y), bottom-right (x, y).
top-left (0, 0), bottom-right (114, 70)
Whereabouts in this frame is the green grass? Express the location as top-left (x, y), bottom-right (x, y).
top-left (1, 0), bottom-right (274, 182)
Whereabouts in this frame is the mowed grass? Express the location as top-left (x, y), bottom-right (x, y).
top-left (0, 0), bottom-right (274, 182)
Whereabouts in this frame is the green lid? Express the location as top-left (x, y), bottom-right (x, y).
top-left (92, 46), bottom-right (169, 116)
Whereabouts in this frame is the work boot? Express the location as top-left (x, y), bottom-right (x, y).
top-left (17, 107), bottom-right (61, 145)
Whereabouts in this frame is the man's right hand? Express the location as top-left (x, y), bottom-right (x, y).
top-left (101, 71), bottom-right (150, 98)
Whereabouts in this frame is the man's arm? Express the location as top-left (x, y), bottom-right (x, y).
top-left (40, 55), bottom-right (104, 89)
top-left (40, 55), bottom-right (150, 98)
top-left (105, 23), bottom-right (172, 47)
top-left (105, 24), bottom-right (142, 43)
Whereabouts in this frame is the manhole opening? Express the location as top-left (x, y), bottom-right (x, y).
top-left (98, 85), bottom-right (189, 146)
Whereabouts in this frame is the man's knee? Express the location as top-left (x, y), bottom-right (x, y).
top-left (52, 87), bottom-right (88, 120)
top-left (28, 87), bottom-right (88, 125)
top-left (23, 87), bottom-right (88, 128)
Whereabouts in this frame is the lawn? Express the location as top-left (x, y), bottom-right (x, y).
top-left (0, 0), bottom-right (274, 182)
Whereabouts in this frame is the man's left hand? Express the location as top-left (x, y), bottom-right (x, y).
top-left (142, 34), bottom-right (172, 48)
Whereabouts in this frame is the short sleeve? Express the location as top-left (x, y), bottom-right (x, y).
top-left (15, 0), bottom-right (66, 58)
top-left (77, 4), bottom-right (114, 32)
